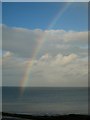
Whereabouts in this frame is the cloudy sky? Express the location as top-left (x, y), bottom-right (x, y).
top-left (1, 2), bottom-right (88, 87)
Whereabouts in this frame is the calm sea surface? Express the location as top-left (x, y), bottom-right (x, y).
top-left (2, 87), bottom-right (88, 115)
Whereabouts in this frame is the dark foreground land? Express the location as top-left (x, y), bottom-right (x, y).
top-left (1, 112), bottom-right (90, 120)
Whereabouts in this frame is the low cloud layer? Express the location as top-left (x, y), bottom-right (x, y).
top-left (2, 51), bottom-right (88, 87)
top-left (1, 25), bottom-right (88, 87)
top-left (2, 25), bottom-right (88, 58)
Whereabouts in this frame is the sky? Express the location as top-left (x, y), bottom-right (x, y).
top-left (1, 2), bottom-right (88, 87)
top-left (2, 2), bottom-right (88, 31)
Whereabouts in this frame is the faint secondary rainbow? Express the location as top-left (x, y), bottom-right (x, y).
top-left (20, 2), bottom-right (72, 95)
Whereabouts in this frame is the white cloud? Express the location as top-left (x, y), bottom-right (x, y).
top-left (2, 53), bottom-right (26, 86)
top-left (63, 31), bottom-right (88, 42)
top-left (1, 25), bottom-right (88, 58)
top-left (3, 51), bottom-right (12, 58)
top-left (31, 56), bottom-right (88, 87)
top-left (1, 25), bottom-right (88, 87)
top-left (2, 52), bottom-right (88, 87)
top-left (38, 53), bottom-right (78, 66)
top-left (39, 53), bottom-right (52, 61)
top-left (52, 53), bottom-right (78, 65)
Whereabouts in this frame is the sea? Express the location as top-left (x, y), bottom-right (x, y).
top-left (1, 87), bottom-right (88, 115)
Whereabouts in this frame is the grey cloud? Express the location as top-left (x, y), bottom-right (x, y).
top-left (2, 25), bottom-right (43, 58)
top-left (1, 25), bottom-right (88, 58)
top-left (1, 25), bottom-right (88, 87)
top-left (2, 52), bottom-right (88, 87)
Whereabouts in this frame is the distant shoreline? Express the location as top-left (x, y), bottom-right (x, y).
top-left (1, 112), bottom-right (90, 120)
top-left (2, 86), bottom-right (88, 88)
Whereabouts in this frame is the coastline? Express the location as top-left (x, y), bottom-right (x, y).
top-left (1, 112), bottom-right (90, 120)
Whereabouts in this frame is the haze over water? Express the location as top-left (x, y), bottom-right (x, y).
top-left (2, 87), bottom-right (88, 115)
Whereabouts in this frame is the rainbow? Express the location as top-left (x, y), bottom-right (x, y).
top-left (20, 2), bottom-right (72, 95)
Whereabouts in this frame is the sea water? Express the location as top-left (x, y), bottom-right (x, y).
top-left (2, 87), bottom-right (88, 115)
